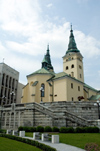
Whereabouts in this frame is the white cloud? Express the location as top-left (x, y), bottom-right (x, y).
top-left (0, 0), bottom-right (41, 36)
top-left (0, 0), bottom-right (100, 86)
top-left (74, 30), bottom-right (100, 58)
top-left (46, 3), bottom-right (53, 8)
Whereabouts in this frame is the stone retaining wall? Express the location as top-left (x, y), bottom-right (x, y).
top-left (0, 101), bottom-right (99, 129)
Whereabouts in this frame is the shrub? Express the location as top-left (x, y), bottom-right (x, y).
top-left (0, 129), bottom-right (6, 133)
top-left (18, 126), bottom-right (36, 132)
top-left (75, 127), bottom-right (85, 133)
top-left (29, 127), bottom-right (36, 132)
top-left (60, 127), bottom-right (74, 133)
top-left (84, 127), bottom-right (99, 133)
top-left (44, 126), bottom-right (52, 132)
top-left (0, 134), bottom-right (57, 151)
top-left (36, 126), bottom-right (44, 132)
top-left (59, 127), bottom-right (67, 133)
top-left (85, 143), bottom-right (100, 151)
top-left (18, 126), bottom-right (24, 131)
top-left (52, 127), bottom-right (59, 132)
top-left (67, 127), bottom-right (74, 133)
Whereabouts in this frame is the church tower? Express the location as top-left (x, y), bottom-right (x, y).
top-left (63, 25), bottom-right (84, 82)
top-left (42, 45), bottom-right (54, 72)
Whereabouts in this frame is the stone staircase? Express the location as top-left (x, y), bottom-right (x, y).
top-left (32, 102), bottom-right (95, 127)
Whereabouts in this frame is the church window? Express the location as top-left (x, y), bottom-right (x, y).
top-left (71, 64), bottom-right (74, 68)
top-left (72, 57), bottom-right (74, 60)
top-left (80, 74), bottom-right (82, 78)
top-left (40, 83), bottom-right (45, 97)
top-left (66, 66), bottom-right (68, 70)
top-left (66, 59), bottom-right (68, 61)
top-left (79, 65), bottom-right (82, 69)
top-left (71, 83), bottom-right (73, 89)
top-left (72, 97), bottom-right (74, 101)
top-left (78, 86), bottom-right (80, 91)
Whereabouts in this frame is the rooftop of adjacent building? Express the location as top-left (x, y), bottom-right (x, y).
top-left (0, 62), bottom-right (19, 74)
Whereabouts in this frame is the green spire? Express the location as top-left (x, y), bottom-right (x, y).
top-left (42, 45), bottom-right (54, 71)
top-left (66, 24), bottom-right (80, 54)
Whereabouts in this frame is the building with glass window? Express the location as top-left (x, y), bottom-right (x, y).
top-left (0, 63), bottom-right (23, 105)
top-left (21, 26), bottom-right (100, 103)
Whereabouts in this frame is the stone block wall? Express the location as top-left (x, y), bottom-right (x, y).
top-left (0, 101), bottom-right (99, 130)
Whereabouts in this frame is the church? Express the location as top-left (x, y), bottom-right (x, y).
top-left (21, 26), bottom-right (100, 104)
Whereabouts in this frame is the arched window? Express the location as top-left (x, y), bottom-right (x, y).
top-left (66, 66), bottom-right (68, 70)
top-left (72, 97), bottom-right (74, 101)
top-left (41, 83), bottom-right (45, 97)
top-left (71, 64), bottom-right (74, 68)
top-left (71, 83), bottom-right (73, 89)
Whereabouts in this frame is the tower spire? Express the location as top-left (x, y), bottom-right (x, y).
top-left (42, 45), bottom-right (54, 72)
top-left (71, 23), bottom-right (72, 31)
top-left (66, 25), bottom-right (80, 54)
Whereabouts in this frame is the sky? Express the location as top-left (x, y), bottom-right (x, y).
top-left (0, 0), bottom-right (100, 90)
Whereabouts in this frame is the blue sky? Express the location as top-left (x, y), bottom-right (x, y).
top-left (0, 0), bottom-right (100, 90)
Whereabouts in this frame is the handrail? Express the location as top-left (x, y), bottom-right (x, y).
top-left (33, 102), bottom-right (55, 118)
top-left (65, 111), bottom-right (95, 126)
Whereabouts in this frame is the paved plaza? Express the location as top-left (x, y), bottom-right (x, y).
top-left (25, 137), bottom-right (85, 151)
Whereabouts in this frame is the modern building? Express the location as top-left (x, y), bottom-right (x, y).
top-left (0, 63), bottom-right (23, 105)
top-left (21, 26), bottom-right (100, 104)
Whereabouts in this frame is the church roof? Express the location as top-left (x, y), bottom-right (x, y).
top-left (47, 72), bottom-right (99, 93)
top-left (88, 95), bottom-right (100, 100)
top-left (27, 68), bottom-right (55, 77)
top-left (84, 83), bottom-right (98, 92)
top-left (49, 72), bottom-right (84, 84)
top-left (65, 25), bottom-right (80, 55)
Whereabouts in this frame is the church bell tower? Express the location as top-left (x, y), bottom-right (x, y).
top-left (63, 25), bottom-right (84, 82)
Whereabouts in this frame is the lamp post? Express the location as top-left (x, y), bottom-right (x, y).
top-left (40, 87), bottom-right (44, 102)
top-left (94, 100), bottom-right (100, 119)
top-left (10, 91), bottom-right (15, 104)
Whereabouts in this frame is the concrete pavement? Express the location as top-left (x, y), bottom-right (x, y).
top-left (24, 137), bottom-right (85, 151)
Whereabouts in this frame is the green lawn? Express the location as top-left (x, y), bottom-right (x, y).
top-left (26, 132), bottom-right (100, 149)
top-left (59, 133), bottom-right (100, 149)
top-left (0, 137), bottom-right (42, 151)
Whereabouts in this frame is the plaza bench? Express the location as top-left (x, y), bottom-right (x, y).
top-left (42, 133), bottom-right (51, 141)
top-left (12, 130), bottom-right (18, 136)
top-left (42, 133), bottom-right (59, 143)
top-left (6, 129), bottom-right (12, 135)
top-left (33, 132), bottom-right (41, 140)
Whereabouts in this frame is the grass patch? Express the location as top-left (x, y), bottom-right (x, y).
top-left (26, 132), bottom-right (100, 149)
top-left (59, 133), bottom-right (100, 149)
top-left (0, 137), bottom-right (42, 151)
